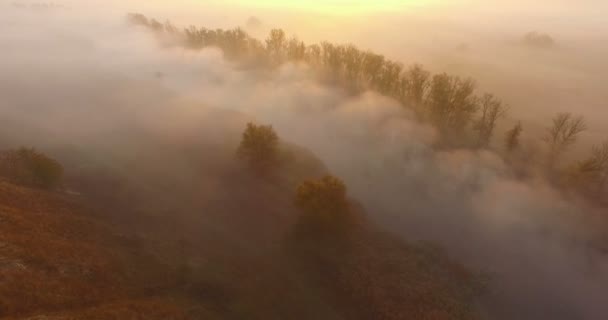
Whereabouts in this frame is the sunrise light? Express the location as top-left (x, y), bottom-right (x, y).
top-left (201, 0), bottom-right (435, 15)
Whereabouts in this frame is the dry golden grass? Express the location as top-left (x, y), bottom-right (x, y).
top-left (0, 180), bottom-right (189, 319)
top-left (0, 166), bottom-right (482, 320)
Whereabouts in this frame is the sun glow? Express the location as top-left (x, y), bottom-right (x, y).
top-left (202, 0), bottom-right (435, 15)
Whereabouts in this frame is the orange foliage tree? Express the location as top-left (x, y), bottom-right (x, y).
top-left (294, 175), bottom-right (352, 235)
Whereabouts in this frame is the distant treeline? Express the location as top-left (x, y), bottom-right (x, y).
top-left (127, 13), bottom-right (607, 202)
top-left (127, 13), bottom-right (506, 147)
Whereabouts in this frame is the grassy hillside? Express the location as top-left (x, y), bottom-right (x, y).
top-left (0, 133), bottom-right (482, 319)
top-left (0, 179), bottom-right (209, 319)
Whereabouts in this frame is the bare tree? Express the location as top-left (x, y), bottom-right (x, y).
top-left (404, 64), bottom-right (430, 105)
top-left (342, 44), bottom-right (364, 83)
top-left (321, 42), bottom-right (345, 74)
top-left (572, 141), bottom-right (608, 195)
top-left (473, 94), bottom-right (509, 148)
top-left (286, 37), bottom-right (306, 61)
top-left (427, 73), bottom-right (479, 137)
top-left (361, 51), bottom-right (385, 86)
top-left (265, 29), bottom-right (287, 62)
top-left (544, 113), bottom-right (587, 166)
top-left (378, 60), bottom-right (403, 95)
top-left (504, 122), bottom-right (523, 153)
top-left (305, 44), bottom-right (321, 65)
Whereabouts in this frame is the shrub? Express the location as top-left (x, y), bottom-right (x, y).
top-left (0, 148), bottom-right (63, 189)
top-left (294, 175), bottom-right (352, 235)
top-left (237, 122), bottom-right (279, 172)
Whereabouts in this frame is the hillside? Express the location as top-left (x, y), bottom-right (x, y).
top-left (0, 179), bottom-right (207, 319)
top-left (0, 136), bottom-right (481, 319)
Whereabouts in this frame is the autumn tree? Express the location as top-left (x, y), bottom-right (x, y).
top-left (504, 122), bottom-right (523, 153)
top-left (237, 122), bottom-right (280, 172)
top-left (294, 175), bottom-right (352, 235)
top-left (473, 94), bottom-right (508, 148)
top-left (544, 113), bottom-right (587, 166)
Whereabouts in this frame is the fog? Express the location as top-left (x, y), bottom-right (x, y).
top-left (2, 1), bottom-right (608, 319)
top-left (95, 0), bottom-right (608, 138)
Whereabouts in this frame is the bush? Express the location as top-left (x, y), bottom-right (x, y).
top-left (0, 148), bottom-right (63, 189)
top-left (294, 175), bottom-right (352, 235)
top-left (237, 122), bottom-right (279, 172)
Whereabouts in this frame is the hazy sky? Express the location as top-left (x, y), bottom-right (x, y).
top-left (141, 0), bottom-right (608, 20)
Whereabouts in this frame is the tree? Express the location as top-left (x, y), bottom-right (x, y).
top-left (404, 64), bottom-right (430, 105)
top-left (321, 42), bottom-right (344, 74)
top-left (265, 29), bottom-right (287, 62)
top-left (342, 45), bottom-right (364, 84)
top-left (237, 122), bottom-right (280, 172)
top-left (286, 37), bottom-right (306, 61)
top-left (361, 51), bottom-right (385, 86)
top-left (294, 175), bottom-right (352, 235)
top-left (0, 148), bottom-right (63, 189)
top-left (378, 60), bottom-right (403, 95)
top-left (544, 113), bottom-right (587, 166)
top-left (504, 122), bottom-right (523, 153)
top-left (305, 44), bottom-right (321, 65)
top-left (427, 73), bottom-right (479, 137)
top-left (473, 94), bottom-right (508, 148)
top-left (571, 141), bottom-right (608, 195)
top-left (221, 28), bottom-right (250, 58)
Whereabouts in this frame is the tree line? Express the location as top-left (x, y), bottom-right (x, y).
top-left (127, 13), bottom-right (507, 145)
top-left (129, 13), bottom-right (607, 202)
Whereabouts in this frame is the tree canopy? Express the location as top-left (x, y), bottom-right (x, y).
top-left (237, 122), bottom-right (280, 173)
top-left (294, 175), bottom-right (353, 235)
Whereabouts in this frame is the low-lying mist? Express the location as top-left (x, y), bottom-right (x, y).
top-left (2, 2), bottom-right (608, 319)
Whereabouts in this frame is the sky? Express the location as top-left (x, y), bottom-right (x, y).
top-left (203, 0), bottom-right (432, 14)
top-left (174, 0), bottom-right (434, 12)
